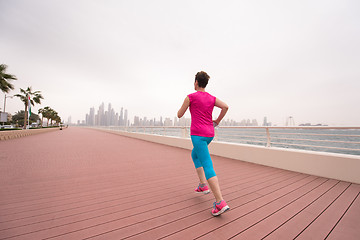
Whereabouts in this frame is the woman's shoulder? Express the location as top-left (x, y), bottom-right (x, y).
top-left (203, 91), bottom-right (216, 100)
top-left (187, 91), bottom-right (199, 99)
top-left (188, 91), bottom-right (216, 98)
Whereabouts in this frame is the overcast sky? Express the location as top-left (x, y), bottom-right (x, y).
top-left (1, 0), bottom-right (359, 126)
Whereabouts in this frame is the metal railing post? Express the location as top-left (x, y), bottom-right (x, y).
top-left (266, 127), bottom-right (271, 147)
top-left (214, 128), bottom-right (218, 141)
top-left (181, 127), bottom-right (186, 138)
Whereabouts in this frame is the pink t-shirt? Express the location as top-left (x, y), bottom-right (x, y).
top-left (188, 91), bottom-right (216, 137)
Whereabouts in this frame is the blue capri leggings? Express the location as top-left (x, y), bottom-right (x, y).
top-left (191, 135), bottom-right (216, 180)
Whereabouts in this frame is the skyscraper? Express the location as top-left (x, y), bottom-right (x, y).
top-left (99, 103), bottom-right (105, 125)
top-left (85, 103), bottom-right (130, 126)
top-left (119, 107), bottom-right (124, 126)
top-left (89, 107), bottom-right (95, 126)
top-left (134, 116), bottom-right (140, 126)
top-left (124, 109), bottom-right (128, 126)
top-left (263, 117), bottom-right (268, 126)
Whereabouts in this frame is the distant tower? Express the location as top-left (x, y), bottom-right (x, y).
top-left (263, 117), bottom-right (268, 126)
top-left (89, 107), bottom-right (95, 126)
top-left (286, 116), bottom-right (295, 126)
top-left (119, 107), bottom-right (124, 126)
top-left (99, 103), bottom-right (105, 125)
top-left (106, 103), bottom-right (112, 126)
top-left (252, 119), bottom-right (258, 126)
top-left (124, 109), bottom-right (128, 126)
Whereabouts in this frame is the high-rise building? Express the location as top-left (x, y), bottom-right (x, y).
top-left (178, 117), bottom-right (191, 126)
top-left (252, 119), bottom-right (258, 126)
top-left (89, 107), bottom-right (95, 126)
top-left (110, 108), bottom-right (116, 126)
top-left (95, 112), bottom-right (99, 125)
top-left (263, 117), bottom-right (268, 126)
top-left (119, 107), bottom-right (124, 126)
top-left (99, 103), bottom-right (105, 125)
top-left (115, 113), bottom-right (119, 125)
top-left (164, 118), bottom-right (173, 126)
top-left (286, 116), bottom-right (295, 126)
top-left (106, 103), bottom-right (111, 126)
top-left (134, 116), bottom-right (140, 126)
top-left (124, 109), bottom-right (128, 126)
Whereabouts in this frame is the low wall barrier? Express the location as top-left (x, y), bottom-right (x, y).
top-left (94, 127), bottom-right (360, 184)
top-left (0, 128), bottom-right (59, 141)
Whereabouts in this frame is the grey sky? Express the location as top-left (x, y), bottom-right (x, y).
top-left (1, 0), bottom-right (359, 126)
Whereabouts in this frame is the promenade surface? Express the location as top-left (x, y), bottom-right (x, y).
top-left (0, 127), bottom-right (359, 240)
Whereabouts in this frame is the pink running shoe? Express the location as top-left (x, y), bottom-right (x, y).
top-left (212, 200), bottom-right (230, 216)
top-left (195, 184), bottom-right (210, 194)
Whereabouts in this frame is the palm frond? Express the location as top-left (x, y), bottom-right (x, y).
top-left (0, 79), bottom-right (14, 93)
top-left (0, 64), bottom-right (17, 93)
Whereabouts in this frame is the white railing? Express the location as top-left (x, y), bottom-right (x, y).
top-left (95, 126), bottom-right (360, 156)
top-left (216, 126), bottom-right (360, 155)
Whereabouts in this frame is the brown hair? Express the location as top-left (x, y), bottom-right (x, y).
top-left (195, 71), bottom-right (210, 88)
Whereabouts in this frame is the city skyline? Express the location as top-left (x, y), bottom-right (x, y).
top-left (80, 102), bottom-right (329, 127)
top-left (81, 102), bottom-right (259, 127)
top-left (84, 103), bottom-right (128, 127)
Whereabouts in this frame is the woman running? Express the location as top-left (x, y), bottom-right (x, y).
top-left (177, 71), bottom-right (230, 216)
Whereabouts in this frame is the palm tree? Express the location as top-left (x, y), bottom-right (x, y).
top-left (14, 87), bottom-right (43, 128)
top-left (41, 106), bottom-right (56, 126)
top-left (38, 108), bottom-right (45, 127)
top-left (54, 114), bottom-right (61, 125)
top-left (38, 106), bottom-right (62, 127)
top-left (40, 106), bottom-right (51, 126)
top-left (49, 109), bottom-right (58, 126)
top-left (0, 64), bottom-right (17, 93)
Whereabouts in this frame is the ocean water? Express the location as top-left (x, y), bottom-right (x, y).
top-left (216, 128), bottom-right (360, 156)
top-left (108, 126), bottom-right (360, 156)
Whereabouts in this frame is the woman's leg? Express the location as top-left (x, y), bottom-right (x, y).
top-left (191, 149), bottom-right (207, 184)
top-left (191, 136), bottom-right (223, 201)
top-left (207, 176), bottom-right (223, 202)
top-left (196, 167), bottom-right (207, 184)
top-left (191, 136), bottom-right (216, 179)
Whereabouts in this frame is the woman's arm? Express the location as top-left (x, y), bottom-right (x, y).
top-left (213, 98), bottom-right (229, 126)
top-left (177, 96), bottom-right (190, 118)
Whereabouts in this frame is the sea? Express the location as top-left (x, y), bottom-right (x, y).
top-left (144, 127), bottom-right (360, 156)
top-left (217, 128), bottom-right (360, 156)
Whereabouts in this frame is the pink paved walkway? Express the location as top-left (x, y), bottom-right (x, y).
top-left (0, 127), bottom-right (359, 239)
